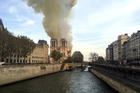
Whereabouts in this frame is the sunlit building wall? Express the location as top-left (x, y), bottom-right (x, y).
top-left (126, 31), bottom-right (140, 62)
top-left (6, 40), bottom-right (49, 64)
top-left (50, 38), bottom-right (71, 63)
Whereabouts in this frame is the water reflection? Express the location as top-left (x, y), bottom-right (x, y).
top-left (0, 71), bottom-right (117, 93)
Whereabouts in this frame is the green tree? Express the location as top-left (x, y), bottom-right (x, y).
top-left (51, 50), bottom-right (62, 62)
top-left (7, 33), bottom-right (17, 63)
top-left (72, 51), bottom-right (84, 62)
top-left (97, 56), bottom-right (105, 63)
top-left (64, 56), bottom-right (73, 63)
top-left (0, 29), bottom-right (11, 62)
top-left (20, 36), bottom-right (35, 63)
top-left (0, 28), bottom-right (35, 63)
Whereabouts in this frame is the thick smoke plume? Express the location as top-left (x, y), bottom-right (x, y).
top-left (24, 0), bottom-right (77, 47)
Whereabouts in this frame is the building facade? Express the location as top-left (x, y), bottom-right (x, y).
top-left (106, 34), bottom-right (129, 63)
top-left (106, 31), bottom-right (140, 63)
top-left (6, 40), bottom-right (49, 64)
top-left (126, 31), bottom-right (140, 62)
top-left (112, 40), bottom-right (119, 61)
top-left (117, 34), bottom-right (129, 61)
top-left (106, 44), bottom-right (113, 61)
top-left (50, 38), bottom-right (71, 62)
top-left (122, 41), bottom-right (128, 63)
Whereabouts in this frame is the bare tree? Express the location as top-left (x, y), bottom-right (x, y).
top-left (89, 52), bottom-right (99, 62)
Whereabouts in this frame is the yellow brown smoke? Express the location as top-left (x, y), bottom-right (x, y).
top-left (24, 0), bottom-right (77, 47)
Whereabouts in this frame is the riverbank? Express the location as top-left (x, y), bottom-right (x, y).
top-left (0, 64), bottom-right (63, 86)
top-left (90, 68), bottom-right (138, 93)
top-left (0, 70), bottom-right (117, 93)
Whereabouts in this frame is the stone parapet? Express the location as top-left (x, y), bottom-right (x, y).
top-left (0, 64), bottom-right (62, 86)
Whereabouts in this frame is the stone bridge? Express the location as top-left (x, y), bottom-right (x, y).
top-left (62, 62), bottom-right (89, 70)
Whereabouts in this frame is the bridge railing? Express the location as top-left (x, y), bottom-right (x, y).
top-left (90, 63), bottom-right (140, 83)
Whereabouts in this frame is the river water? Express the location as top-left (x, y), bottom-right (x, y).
top-left (0, 70), bottom-right (117, 93)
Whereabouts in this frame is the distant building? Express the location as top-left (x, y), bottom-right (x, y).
top-left (122, 41), bottom-right (128, 63)
top-left (38, 40), bottom-right (47, 46)
top-left (106, 44), bottom-right (113, 61)
top-left (112, 40), bottom-right (119, 61)
top-left (117, 34), bottom-right (129, 62)
top-left (106, 48), bottom-right (110, 61)
top-left (28, 41), bottom-right (49, 63)
top-left (50, 38), bottom-right (71, 63)
top-left (106, 34), bottom-right (129, 63)
top-left (126, 31), bottom-right (140, 62)
top-left (6, 40), bottom-right (49, 64)
top-left (106, 31), bottom-right (140, 63)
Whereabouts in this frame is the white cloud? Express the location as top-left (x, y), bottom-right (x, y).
top-left (88, 0), bottom-right (140, 27)
top-left (21, 20), bottom-right (35, 27)
top-left (9, 6), bottom-right (17, 14)
top-left (26, 20), bottom-right (35, 25)
top-left (71, 0), bottom-right (140, 60)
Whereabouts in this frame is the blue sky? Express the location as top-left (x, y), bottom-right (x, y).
top-left (1, 0), bottom-right (140, 61)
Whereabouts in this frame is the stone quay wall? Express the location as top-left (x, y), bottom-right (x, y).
top-left (90, 64), bottom-right (140, 93)
top-left (0, 64), bottom-right (63, 86)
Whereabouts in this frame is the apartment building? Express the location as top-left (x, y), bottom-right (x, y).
top-left (7, 40), bottom-right (49, 64)
top-left (106, 34), bottom-right (129, 63)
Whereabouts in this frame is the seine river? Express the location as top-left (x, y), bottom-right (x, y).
top-left (0, 70), bottom-right (117, 93)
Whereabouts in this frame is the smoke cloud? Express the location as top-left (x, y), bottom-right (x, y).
top-left (24, 0), bottom-right (77, 47)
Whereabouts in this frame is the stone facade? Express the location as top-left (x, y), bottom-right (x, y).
top-left (106, 44), bottom-right (113, 61)
top-left (118, 34), bottom-right (129, 61)
top-left (50, 38), bottom-right (71, 62)
top-left (6, 40), bottom-right (49, 64)
top-left (106, 31), bottom-right (140, 63)
top-left (28, 40), bottom-right (49, 63)
top-left (112, 40), bottom-right (119, 61)
top-left (122, 41), bottom-right (128, 63)
top-left (0, 64), bottom-right (62, 86)
top-left (125, 31), bottom-right (140, 62)
top-left (106, 34), bottom-right (129, 63)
